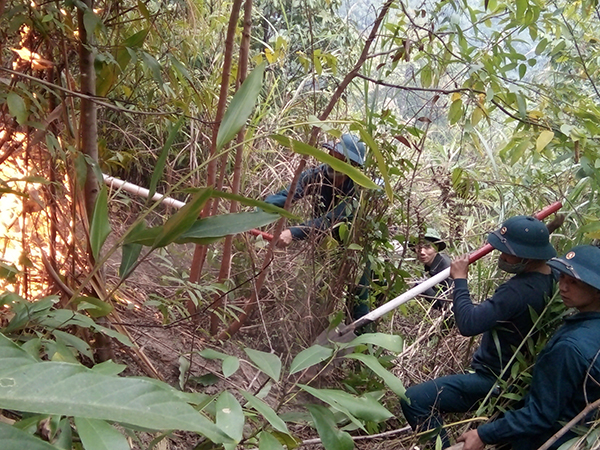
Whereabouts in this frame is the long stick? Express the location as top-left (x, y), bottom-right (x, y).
top-left (333, 201), bottom-right (563, 337)
top-left (102, 174), bottom-right (273, 241)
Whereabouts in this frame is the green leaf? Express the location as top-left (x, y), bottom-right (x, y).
top-left (0, 262), bottom-right (19, 283)
top-left (7, 92), bottom-right (27, 125)
top-left (258, 431), bottom-right (285, 450)
top-left (222, 356), bottom-right (239, 378)
top-left (140, 51), bottom-right (163, 85)
top-left (208, 191), bottom-right (298, 220)
top-left (516, 0), bottom-right (528, 19)
top-left (72, 296), bottom-right (113, 318)
top-left (578, 220), bottom-right (600, 237)
top-left (0, 333), bottom-right (231, 443)
top-left (37, 310), bottom-right (133, 347)
top-left (340, 333), bottom-right (404, 353)
top-left (271, 135), bottom-right (378, 189)
top-left (0, 422), bottom-right (61, 450)
top-left (153, 189), bottom-right (212, 248)
top-left (356, 128), bottom-right (393, 200)
top-left (74, 417), bottom-right (130, 450)
top-left (244, 348), bottom-right (281, 382)
top-left (536, 130), bottom-right (554, 152)
top-left (305, 405), bottom-right (354, 450)
top-left (300, 385), bottom-right (392, 423)
top-left (448, 99), bottom-right (463, 125)
top-left (240, 390), bottom-right (289, 434)
top-left (216, 391), bottom-right (244, 442)
top-left (197, 349), bottom-right (239, 377)
top-left (217, 62), bottom-right (265, 151)
top-left (119, 243), bottom-right (142, 279)
top-left (344, 353), bottom-right (407, 400)
top-left (148, 117), bottom-right (184, 201)
top-left (90, 187), bottom-right (111, 260)
top-left (52, 330), bottom-right (94, 361)
top-left (421, 65), bottom-right (432, 88)
top-left (178, 211), bottom-right (279, 243)
top-left (289, 345), bottom-right (333, 375)
top-left (198, 348), bottom-right (230, 360)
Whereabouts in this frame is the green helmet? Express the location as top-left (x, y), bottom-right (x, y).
top-left (423, 228), bottom-right (446, 251)
top-left (487, 215), bottom-right (556, 260)
top-left (322, 134), bottom-right (366, 166)
top-left (547, 245), bottom-right (600, 290)
top-left (410, 228), bottom-right (446, 251)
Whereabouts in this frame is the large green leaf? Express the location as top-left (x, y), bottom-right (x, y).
top-left (153, 189), bottom-right (212, 248)
top-left (339, 333), bottom-right (404, 353)
top-left (90, 187), bottom-right (111, 260)
top-left (0, 422), bottom-right (61, 450)
top-left (578, 220), bottom-right (600, 238)
top-left (198, 349), bottom-right (240, 378)
top-left (271, 135), bottom-right (378, 189)
top-left (74, 417), bottom-right (130, 450)
top-left (72, 296), bottom-right (113, 319)
top-left (244, 348), bottom-right (282, 382)
top-left (258, 431), bottom-right (285, 450)
top-left (0, 334), bottom-right (231, 444)
top-left (178, 211), bottom-right (278, 242)
top-left (305, 405), bottom-right (354, 450)
top-left (240, 390), bottom-right (289, 434)
top-left (202, 191), bottom-right (298, 219)
top-left (289, 345), bottom-right (333, 375)
top-left (37, 310), bottom-right (133, 347)
top-left (119, 243), bottom-right (142, 279)
top-left (7, 92), bottom-right (28, 125)
top-left (215, 391), bottom-right (244, 444)
top-left (356, 128), bottom-right (393, 200)
top-left (344, 353), bottom-right (407, 400)
top-left (299, 385), bottom-right (392, 423)
top-left (216, 62), bottom-right (265, 151)
top-left (148, 117), bottom-right (185, 201)
top-left (126, 211), bottom-right (280, 247)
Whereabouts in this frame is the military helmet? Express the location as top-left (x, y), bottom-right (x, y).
top-left (323, 134), bottom-right (366, 167)
top-left (409, 227), bottom-right (446, 251)
top-left (423, 228), bottom-right (446, 251)
top-left (547, 245), bottom-right (600, 291)
top-left (487, 215), bottom-right (556, 260)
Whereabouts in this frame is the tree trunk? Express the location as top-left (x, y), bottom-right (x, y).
top-left (210, 0), bottom-right (253, 335)
top-left (188, 0), bottom-right (244, 313)
top-left (77, 0), bottom-right (112, 362)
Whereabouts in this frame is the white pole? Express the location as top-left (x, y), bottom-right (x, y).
top-left (102, 174), bottom-right (186, 209)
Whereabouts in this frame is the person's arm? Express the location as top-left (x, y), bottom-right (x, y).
top-left (476, 339), bottom-right (585, 445)
top-left (264, 168), bottom-right (320, 245)
top-left (264, 167), bottom-right (320, 207)
top-left (289, 199), bottom-right (354, 239)
top-left (450, 254), bottom-right (524, 336)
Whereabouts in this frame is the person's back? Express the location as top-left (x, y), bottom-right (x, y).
top-left (401, 215), bottom-right (557, 448)
top-left (461, 245), bottom-right (600, 450)
top-left (454, 269), bottom-right (555, 377)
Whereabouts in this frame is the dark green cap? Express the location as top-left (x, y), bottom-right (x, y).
top-left (487, 215), bottom-right (556, 260)
top-left (547, 245), bottom-right (600, 291)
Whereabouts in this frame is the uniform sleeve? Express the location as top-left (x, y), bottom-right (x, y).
top-left (452, 278), bottom-right (526, 336)
top-left (264, 168), bottom-right (320, 208)
top-left (477, 339), bottom-right (586, 444)
top-left (289, 199), bottom-right (353, 240)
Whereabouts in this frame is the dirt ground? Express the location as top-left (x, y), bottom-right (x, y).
top-left (103, 239), bottom-right (473, 450)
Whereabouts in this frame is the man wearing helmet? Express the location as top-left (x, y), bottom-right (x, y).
top-left (264, 133), bottom-right (372, 320)
top-left (459, 244), bottom-right (600, 450)
top-left (401, 215), bottom-right (557, 448)
top-left (411, 228), bottom-right (452, 309)
top-left (264, 133), bottom-right (366, 247)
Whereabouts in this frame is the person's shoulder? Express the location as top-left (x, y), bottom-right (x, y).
top-left (438, 253), bottom-right (451, 264)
